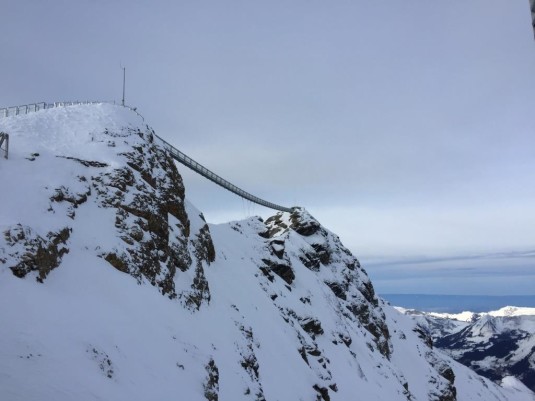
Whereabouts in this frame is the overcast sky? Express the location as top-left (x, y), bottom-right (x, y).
top-left (2, 0), bottom-right (534, 296)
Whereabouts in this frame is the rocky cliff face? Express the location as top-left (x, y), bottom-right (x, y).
top-left (1, 111), bottom-right (214, 312)
top-left (263, 209), bottom-right (391, 359)
top-left (0, 104), bottom-right (533, 401)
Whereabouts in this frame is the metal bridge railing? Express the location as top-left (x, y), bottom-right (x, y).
top-left (155, 134), bottom-right (293, 213)
top-left (0, 101), bottom-right (109, 118)
top-left (0, 100), bottom-right (295, 213)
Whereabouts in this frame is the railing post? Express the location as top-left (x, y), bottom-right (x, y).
top-left (0, 132), bottom-right (8, 159)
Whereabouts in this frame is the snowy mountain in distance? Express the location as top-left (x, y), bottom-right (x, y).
top-left (395, 307), bottom-right (472, 338)
top-left (1, 103), bottom-right (534, 401)
top-left (397, 306), bottom-right (535, 393)
top-left (382, 294), bottom-right (535, 314)
top-left (488, 307), bottom-right (535, 318)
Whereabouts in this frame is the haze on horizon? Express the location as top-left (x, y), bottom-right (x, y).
top-left (2, 0), bottom-right (534, 296)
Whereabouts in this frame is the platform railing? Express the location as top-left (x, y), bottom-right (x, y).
top-left (0, 101), bottom-right (108, 118)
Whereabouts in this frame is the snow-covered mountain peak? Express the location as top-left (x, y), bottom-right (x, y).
top-left (490, 306), bottom-right (535, 317)
top-left (471, 314), bottom-right (501, 337)
top-left (1, 104), bottom-right (534, 401)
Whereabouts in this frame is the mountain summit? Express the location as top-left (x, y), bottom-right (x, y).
top-left (1, 104), bottom-right (533, 401)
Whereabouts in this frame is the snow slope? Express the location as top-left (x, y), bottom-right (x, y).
top-left (1, 104), bottom-right (534, 401)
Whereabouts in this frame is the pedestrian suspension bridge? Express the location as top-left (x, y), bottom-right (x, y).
top-left (0, 101), bottom-right (294, 213)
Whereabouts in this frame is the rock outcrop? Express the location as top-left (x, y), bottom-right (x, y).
top-left (1, 116), bottom-right (215, 311)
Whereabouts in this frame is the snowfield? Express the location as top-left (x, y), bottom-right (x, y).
top-left (1, 104), bottom-right (534, 401)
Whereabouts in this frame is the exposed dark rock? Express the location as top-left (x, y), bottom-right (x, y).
top-left (261, 259), bottom-right (295, 285)
top-left (259, 266), bottom-right (275, 283)
top-left (347, 302), bottom-right (391, 358)
top-left (241, 356), bottom-right (260, 379)
top-left (298, 346), bottom-right (309, 364)
top-left (57, 155), bottom-right (109, 168)
top-left (50, 185), bottom-right (90, 206)
top-left (426, 353), bottom-right (457, 401)
top-left (345, 260), bottom-right (358, 270)
top-left (289, 209), bottom-right (321, 236)
top-left (104, 252), bottom-right (128, 273)
top-left (87, 347), bottom-right (114, 379)
top-left (306, 345), bottom-right (322, 357)
top-left (313, 384), bottom-right (330, 401)
top-left (5, 225), bottom-right (71, 282)
top-left (25, 152), bottom-right (40, 161)
top-left (338, 333), bottom-right (352, 347)
top-left (263, 215), bottom-right (288, 238)
top-left (203, 359), bottom-right (219, 401)
top-left (185, 265), bottom-right (211, 310)
top-left (358, 279), bottom-right (378, 307)
top-left (299, 251), bottom-right (321, 271)
top-left (440, 366), bottom-right (455, 384)
top-left (326, 282), bottom-right (347, 301)
top-left (180, 224), bottom-right (214, 310)
top-left (235, 325), bottom-right (265, 400)
top-left (194, 224), bottom-right (216, 264)
top-left (402, 382), bottom-right (413, 401)
top-left (269, 239), bottom-right (285, 259)
top-left (414, 326), bottom-right (433, 349)
top-left (311, 243), bottom-right (331, 265)
top-left (49, 184), bottom-right (92, 219)
top-left (90, 128), bottom-right (197, 302)
top-left (300, 317), bottom-right (324, 337)
top-left (437, 386), bottom-right (457, 401)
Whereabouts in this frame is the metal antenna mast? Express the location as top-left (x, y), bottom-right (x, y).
top-left (122, 66), bottom-right (126, 106)
top-left (530, 0), bottom-right (535, 39)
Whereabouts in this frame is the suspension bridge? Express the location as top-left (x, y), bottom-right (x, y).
top-left (0, 101), bottom-right (295, 213)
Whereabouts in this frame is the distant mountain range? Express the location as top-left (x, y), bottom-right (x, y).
top-left (382, 294), bottom-right (535, 314)
top-left (398, 306), bottom-right (535, 393)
